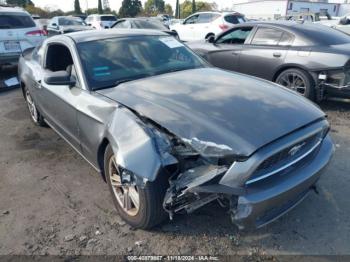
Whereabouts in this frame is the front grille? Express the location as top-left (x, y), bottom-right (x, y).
top-left (247, 131), bottom-right (323, 185)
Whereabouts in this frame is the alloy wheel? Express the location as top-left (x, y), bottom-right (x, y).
top-left (277, 72), bottom-right (307, 95)
top-left (25, 90), bottom-right (38, 123)
top-left (108, 155), bottom-right (140, 217)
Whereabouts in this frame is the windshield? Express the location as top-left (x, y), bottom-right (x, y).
top-left (133, 20), bottom-right (166, 30)
top-left (78, 35), bottom-right (206, 90)
top-left (0, 13), bottom-right (35, 29)
top-left (59, 18), bottom-right (85, 26)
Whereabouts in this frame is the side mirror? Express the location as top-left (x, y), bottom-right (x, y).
top-left (207, 35), bottom-right (215, 43)
top-left (44, 71), bottom-right (76, 87)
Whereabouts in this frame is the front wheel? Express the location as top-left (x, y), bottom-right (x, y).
top-left (104, 145), bottom-right (168, 229)
top-left (275, 68), bottom-right (316, 100)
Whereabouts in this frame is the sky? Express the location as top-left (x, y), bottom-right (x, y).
top-left (31, 0), bottom-right (235, 12)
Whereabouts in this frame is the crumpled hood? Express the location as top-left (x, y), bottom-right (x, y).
top-left (97, 68), bottom-right (325, 157)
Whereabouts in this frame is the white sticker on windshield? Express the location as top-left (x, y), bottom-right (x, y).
top-left (159, 37), bottom-right (184, 48)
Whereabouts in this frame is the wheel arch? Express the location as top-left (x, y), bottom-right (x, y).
top-left (97, 137), bottom-right (110, 182)
top-left (272, 64), bottom-right (313, 82)
top-left (205, 32), bottom-right (215, 39)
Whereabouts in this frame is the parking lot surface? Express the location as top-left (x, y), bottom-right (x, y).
top-left (0, 88), bottom-right (350, 257)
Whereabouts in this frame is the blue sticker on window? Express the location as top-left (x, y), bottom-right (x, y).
top-left (93, 66), bottom-right (109, 72)
top-left (94, 72), bottom-right (111, 77)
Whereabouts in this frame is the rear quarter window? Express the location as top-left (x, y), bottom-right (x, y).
top-left (0, 13), bottom-right (35, 29)
top-left (224, 15), bottom-right (246, 24)
top-left (251, 27), bottom-right (284, 45)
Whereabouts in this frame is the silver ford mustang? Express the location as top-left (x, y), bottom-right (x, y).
top-left (18, 29), bottom-right (334, 229)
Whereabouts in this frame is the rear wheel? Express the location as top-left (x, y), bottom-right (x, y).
top-left (104, 145), bottom-right (168, 229)
top-left (24, 86), bottom-right (46, 126)
top-left (275, 68), bottom-right (315, 100)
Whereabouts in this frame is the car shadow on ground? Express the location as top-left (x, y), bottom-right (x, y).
top-left (320, 97), bottom-right (350, 111)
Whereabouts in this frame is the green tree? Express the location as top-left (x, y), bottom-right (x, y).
top-left (144, 0), bottom-right (165, 16)
top-left (25, 4), bottom-right (49, 18)
top-left (192, 0), bottom-right (196, 14)
top-left (180, 0), bottom-right (216, 18)
top-left (119, 0), bottom-right (142, 17)
top-left (85, 8), bottom-right (99, 15)
top-left (98, 0), bottom-right (103, 14)
top-left (164, 3), bottom-right (173, 16)
top-left (175, 0), bottom-right (180, 18)
top-left (74, 0), bottom-right (82, 14)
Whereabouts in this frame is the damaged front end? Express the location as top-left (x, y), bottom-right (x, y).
top-left (110, 107), bottom-right (333, 230)
top-left (162, 137), bottom-right (242, 220)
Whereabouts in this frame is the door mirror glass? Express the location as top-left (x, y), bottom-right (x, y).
top-left (44, 71), bottom-right (76, 87)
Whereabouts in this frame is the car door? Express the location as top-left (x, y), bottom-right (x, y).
top-left (193, 13), bottom-right (212, 40)
top-left (35, 41), bottom-right (81, 151)
top-left (179, 14), bottom-right (199, 41)
top-left (205, 26), bottom-right (254, 72)
top-left (239, 26), bottom-right (293, 80)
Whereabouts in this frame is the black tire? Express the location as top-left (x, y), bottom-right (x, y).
top-left (275, 68), bottom-right (316, 101)
top-left (104, 145), bottom-right (168, 229)
top-left (23, 86), bottom-right (46, 126)
top-left (205, 33), bottom-right (215, 41)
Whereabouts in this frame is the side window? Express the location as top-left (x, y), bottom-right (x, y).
top-left (45, 44), bottom-right (73, 72)
top-left (279, 32), bottom-right (294, 46)
top-left (198, 13), bottom-right (213, 24)
top-left (184, 15), bottom-right (199, 24)
top-left (216, 27), bottom-right (253, 44)
top-left (224, 15), bottom-right (246, 24)
top-left (251, 27), bottom-right (284, 46)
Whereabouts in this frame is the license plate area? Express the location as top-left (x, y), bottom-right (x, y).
top-left (4, 41), bottom-right (21, 52)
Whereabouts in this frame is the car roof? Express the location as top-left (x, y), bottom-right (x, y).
top-left (241, 20), bottom-right (319, 30)
top-left (63, 29), bottom-right (168, 43)
top-left (0, 6), bottom-right (28, 14)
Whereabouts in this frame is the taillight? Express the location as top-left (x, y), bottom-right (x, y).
top-left (26, 30), bottom-right (45, 36)
top-left (219, 24), bottom-right (229, 31)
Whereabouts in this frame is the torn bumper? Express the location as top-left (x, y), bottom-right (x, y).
top-left (231, 135), bottom-right (334, 230)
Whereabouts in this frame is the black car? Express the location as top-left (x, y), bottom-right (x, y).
top-left (187, 21), bottom-right (350, 101)
top-left (111, 17), bottom-right (178, 38)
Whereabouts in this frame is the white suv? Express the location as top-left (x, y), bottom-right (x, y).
top-left (170, 11), bottom-right (246, 42)
top-left (85, 14), bottom-right (117, 29)
top-left (0, 6), bottom-right (46, 66)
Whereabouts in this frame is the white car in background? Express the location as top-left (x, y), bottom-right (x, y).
top-left (170, 11), bottom-right (246, 41)
top-left (85, 14), bottom-right (117, 29)
top-left (0, 6), bottom-right (46, 67)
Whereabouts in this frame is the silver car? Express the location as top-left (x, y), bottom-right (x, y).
top-left (18, 30), bottom-right (334, 229)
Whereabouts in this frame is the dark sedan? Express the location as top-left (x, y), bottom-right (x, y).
top-left (111, 17), bottom-right (178, 38)
top-left (187, 21), bottom-right (350, 101)
top-left (47, 16), bottom-right (91, 36)
top-left (18, 30), bottom-right (333, 230)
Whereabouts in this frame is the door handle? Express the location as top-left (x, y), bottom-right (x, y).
top-left (273, 52), bottom-right (282, 58)
top-left (232, 51), bottom-right (239, 56)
